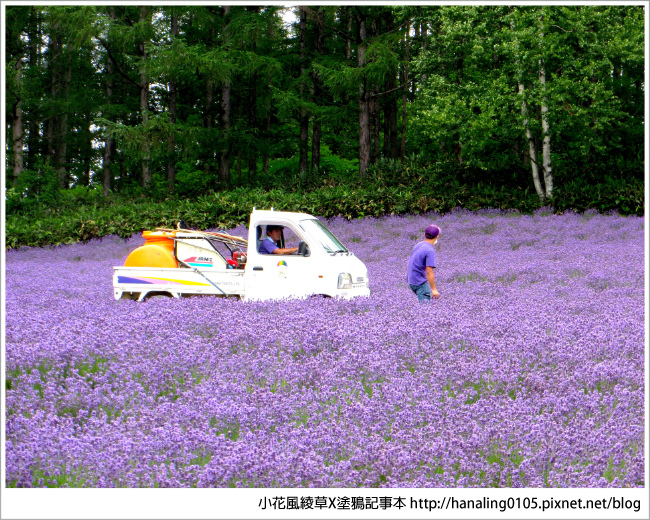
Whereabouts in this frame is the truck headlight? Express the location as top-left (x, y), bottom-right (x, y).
top-left (337, 273), bottom-right (352, 289)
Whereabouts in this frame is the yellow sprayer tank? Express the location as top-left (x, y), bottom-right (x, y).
top-left (124, 231), bottom-right (178, 268)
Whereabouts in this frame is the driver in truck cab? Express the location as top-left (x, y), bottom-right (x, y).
top-left (259, 225), bottom-right (299, 255)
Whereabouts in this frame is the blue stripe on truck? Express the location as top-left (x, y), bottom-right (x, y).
top-left (117, 276), bottom-right (153, 285)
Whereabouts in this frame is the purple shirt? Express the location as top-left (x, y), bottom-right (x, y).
top-left (407, 241), bottom-right (436, 286)
top-left (259, 236), bottom-right (278, 255)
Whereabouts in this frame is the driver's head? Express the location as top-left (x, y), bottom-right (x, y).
top-left (267, 225), bottom-right (284, 240)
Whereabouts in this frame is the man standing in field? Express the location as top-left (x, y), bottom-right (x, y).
top-left (407, 225), bottom-right (440, 301)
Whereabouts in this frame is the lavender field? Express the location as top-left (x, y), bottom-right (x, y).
top-left (4, 209), bottom-right (645, 488)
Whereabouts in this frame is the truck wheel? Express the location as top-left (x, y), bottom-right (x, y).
top-left (144, 291), bottom-right (172, 300)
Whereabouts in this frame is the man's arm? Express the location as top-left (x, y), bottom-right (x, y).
top-left (272, 246), bottom-right (299, 255)
top-left (426, 266), bottom-right (440, 298)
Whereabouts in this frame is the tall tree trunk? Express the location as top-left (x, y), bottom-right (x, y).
top-left (261, 70), bottom-right (272, 176)
top-left (386, 97), bottom-right (399, 160)
top-left (382, 100), bottom-right (390, 159)
top-left (263, 110), bottom-right (271, 175)
top-left (167, 97), bottom-right (177, 192)
top-left (205, 78), bottom-right (214, 177)
top-left (218, 80), bottom-right (231, 183)
top-left (244, 5), bottom-right (264, 183)
top-left (237, 149), bottom-right (242, 184)
top-left (103, 136), bottom-right (113, 196)
top-left (370, 96), bottom-right (380, 163)
top-left (139, 5), bottom-right (151, 187)
top-left (358, 16), bottom-right (370, 178)
top-left (420, 22), bottom-right (428, 85)
top-left (81, 116), bottom-right (93, 186)
top-left (298, 8), bottom-right (309, 179)
top-left (26, 7), bottom-right (40, 171)
top-left (400, 26), bottom-right (410, 161)
top-left (56, 54), bottom-right (71, 188)
top-left (454, 47), bottom-right (464, 166)
top-left (299, 112), bottom-right (309, 179)
top-left (383, 11), bottom-right (398, 160)
top-left (103, 7), bottom-right (115, 197)
top-left (45, 116), bottom-right (55, 164)
top-left (205, 79), bottom-right (214, 130)
top-left (382, 71), bottom-right (399, 160)
top-left (519, 82), bottom-right (544, 198)
top-left (455, 139), bottom-right (464, 166)
top-left (248, 73), bottom-right (258, 181)
top-left (167, 10), bottom-right (179, 193)
top-left (311, 118), bottom-right (321, 176)
top-left (538, 36), bottom-right (552, 198)
top-left (27, 120), bottom-right (39, 173)
top-left (344, 9), bottom-right (352, 60)
top-left (12, 59), bottom-right (24, 185)
top-left (412, 23), bottom-right (420, 98)
top-left (45, 28), bottom-right (61, 169)
top-left (311, 7), bottom-right (325, 175)
top-left (512, 18), bottom-right (543, 199)
top-left (218, 6), bottom-right (231, 183)
top-left (118, 160), bottom-right (126, 192)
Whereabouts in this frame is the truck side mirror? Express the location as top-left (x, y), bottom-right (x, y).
top-left (298, 241), bottom-right (310, 257)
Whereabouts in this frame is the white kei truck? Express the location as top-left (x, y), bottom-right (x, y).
top-left (113, 209), bottom-right (370, 302)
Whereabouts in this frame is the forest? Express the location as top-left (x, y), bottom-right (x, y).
top-left (4, 5), bottom-right (646, 247)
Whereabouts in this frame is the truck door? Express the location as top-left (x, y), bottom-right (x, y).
top-left (245, 224), bottom-right (313, 300)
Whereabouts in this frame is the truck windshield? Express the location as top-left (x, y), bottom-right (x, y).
top-left (300, 219), bottom-right (348, 253)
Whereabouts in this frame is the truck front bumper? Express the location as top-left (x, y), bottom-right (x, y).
top-left (336, 283), bottom-right (371, 299)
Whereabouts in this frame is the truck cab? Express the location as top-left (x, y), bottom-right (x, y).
top-left (243, 209), bottom-right (370, 301)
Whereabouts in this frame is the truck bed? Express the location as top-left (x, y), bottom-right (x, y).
top-left (113, 266), bottom-right (245, 300)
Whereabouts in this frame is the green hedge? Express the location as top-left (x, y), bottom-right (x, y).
top-left (5, 179), bottom-right (644, 250)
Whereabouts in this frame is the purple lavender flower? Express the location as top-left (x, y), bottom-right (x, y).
top-left (5, 210), bottom-right (644, 487)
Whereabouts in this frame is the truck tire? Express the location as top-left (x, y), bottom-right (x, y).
top-left (144, 291), bottom-right (173, 300)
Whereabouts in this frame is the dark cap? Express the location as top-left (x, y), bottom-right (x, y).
top-left (424, 225), bottom-right (440, 239)
top-left (267, 225), bottom-right (284, 233)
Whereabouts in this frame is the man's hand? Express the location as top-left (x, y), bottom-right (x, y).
top-left (426, 266), bottom-right (439, 298)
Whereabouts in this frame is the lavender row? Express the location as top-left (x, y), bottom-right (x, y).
top-left (5, 209), bottom-right (644, 487)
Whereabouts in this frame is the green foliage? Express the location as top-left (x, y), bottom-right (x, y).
top-left (5, 163), bottom-right (642, 249)
top-left (166, 162), bottom-right (213, 199)
top-left (247, 145), bottom-right (359, 191)
top-left (6, 160), bottom-right (62, 213)
top-left (410, 5), bottom-right (645, 189)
